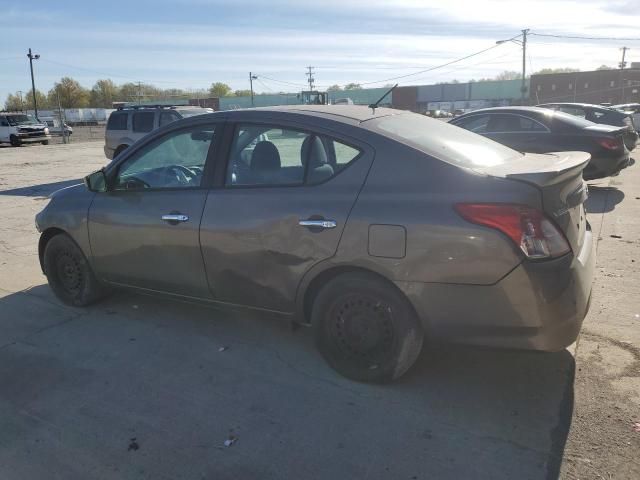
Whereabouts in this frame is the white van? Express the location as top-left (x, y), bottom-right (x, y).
top-left (0, 113), bottom-right (51, 146)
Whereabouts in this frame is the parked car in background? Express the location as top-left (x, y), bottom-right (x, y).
top-left (37, 106), bottom-right (594, 382)
top-left (104, 105), bottom-right (214, 159)
top-left (614, 103), bottom-right (640, 131)
top-left (0, 112), bottom-right (51, 146)
top-left (537, 102), bottom-right (638, 151)
top-left (450, 106), bottom-right (631, 180)
top-left (42, 117), bottom-right (73, 136)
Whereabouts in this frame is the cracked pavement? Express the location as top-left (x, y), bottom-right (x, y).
top-left (0, 143), bottom-right (638, 479)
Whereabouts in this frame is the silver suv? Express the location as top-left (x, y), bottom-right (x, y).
top-left (104, 105), bottom-right (213, 159)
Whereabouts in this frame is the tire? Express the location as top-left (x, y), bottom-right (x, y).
top-left (43, 234), bottom-right (108, 306)
top-left (41, 140), bottom-right (49, 145)
top-left (312, 272), bottom-right (424, 383)
top-left (114, 145), bottom-right (128, 158)
top-left (10, 135), bottom-right (21, 147)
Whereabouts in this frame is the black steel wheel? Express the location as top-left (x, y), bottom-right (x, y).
top-left (312, 272), bottom-right (424, 383)
top-left (10, 135), bottom-right (21, 147)
top-left (43, 233), bottom-right (108, 306)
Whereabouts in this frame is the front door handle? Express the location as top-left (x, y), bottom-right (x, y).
top-left (299, 219), bottom-right (337, 229)
top-left (161, 214), bottom-right (189, 223)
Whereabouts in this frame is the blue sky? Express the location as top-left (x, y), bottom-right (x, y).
top-left (2, 0), bottom-right (640, 104)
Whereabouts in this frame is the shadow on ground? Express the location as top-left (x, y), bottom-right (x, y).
top-left (0, 179), bottom-right (81, 197)
top-left (0, 285), bottom-right (575, 480)
top-left (585, 185), bottom-right (625, 214)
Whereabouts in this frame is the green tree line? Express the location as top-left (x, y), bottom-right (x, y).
top-left (3, 78), bottom-right (258, 111)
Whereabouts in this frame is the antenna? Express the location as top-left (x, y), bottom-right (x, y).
top-left (368, 83), bottom-right (398, 113)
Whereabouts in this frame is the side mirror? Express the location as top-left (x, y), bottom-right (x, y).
top-left (84, 169), bottom-right (108, 193)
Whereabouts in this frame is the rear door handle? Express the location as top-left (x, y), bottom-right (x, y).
top-left (299, 219), bottom-right (337, 229)
top-left (162, 214), bottom-right (189, 223)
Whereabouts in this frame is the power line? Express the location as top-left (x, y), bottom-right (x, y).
top-left (530, 32), bottom-right (640, 41)
top-left (356, 33), bottom-right (523, 86)
top-left (256, 34), bottom-right (523, 91)
top-left (254, 74), bottom-right (308, 88)
top-left (38, 58), bottom-right (185, 86)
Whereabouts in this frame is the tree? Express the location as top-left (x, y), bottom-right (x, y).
top-left (494, 70), bottom-right (522, 81)
top-left (24, 89), bottom-right (49, 110)
top-left (209, 82), bottom-right (232, 97)
top-left (234, 89), bottom-right (252, 97)
top-left (48, 77), bottom-right (89, 108)
top-left (3, 92), bottom-right (26, 111)
top-left (344, 83), bottom-right (362, 90)
top-left (327, 84), bottom-right (342, 92)
top-left (118, 82), bottom-right (142, 102)
top-left (534, 68), bottom-right (579, 75)
top-left (597, 64), bottom-right (613, 71)
top-left (90, 79), bottom-right (118, 108)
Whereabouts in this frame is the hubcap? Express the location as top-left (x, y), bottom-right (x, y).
top-left (56, 252), bottom-right (82, 294)
top-left (330, 294), bottom-right (394, 367)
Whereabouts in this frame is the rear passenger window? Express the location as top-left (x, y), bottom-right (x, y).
top-left (454, 115), bottom-right (490, 133)
top-left (159, 111), bottom-right (181, 127)
top-left (107, 112), bottom-right (128, 130)
top-left (225, 124), bottom-right (361, 187)
top-left (132, 112), bottom-right (154, 133)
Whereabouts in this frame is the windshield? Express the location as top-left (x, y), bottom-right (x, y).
top-left (6, 114), bottom-right (39, 126)
top-left (371, 113), bottom-right (522, 168)
top-left (177, 108), bottom-right (214, 118)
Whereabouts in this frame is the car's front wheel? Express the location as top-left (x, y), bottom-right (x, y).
top-left (10, 135), bottom-right (21, 147)
top-left (312, 272), bottom-right (424, 383)
top-left (43, 234), bottom-right (108, 306)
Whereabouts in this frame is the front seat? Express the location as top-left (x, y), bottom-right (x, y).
top-left (301, 136), bottom-right (334, 183)
top-left (251, 141), bottom-right (281, 184)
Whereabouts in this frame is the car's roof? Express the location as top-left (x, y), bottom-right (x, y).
top-left (457, 106), bottom-right (551, 115)
top-left (538, 102), bottom-right (619, 112)
top-left (226, 105), bottom-right (402, 124)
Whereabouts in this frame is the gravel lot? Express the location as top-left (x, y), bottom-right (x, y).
top-left (0, 142), bottom-right (638, 479)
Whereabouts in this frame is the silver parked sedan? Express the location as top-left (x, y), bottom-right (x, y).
top-left (36, 106), bottom-right (595, 382)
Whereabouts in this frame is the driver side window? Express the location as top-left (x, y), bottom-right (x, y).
top-left (114, 125), bottom-right (216, 190)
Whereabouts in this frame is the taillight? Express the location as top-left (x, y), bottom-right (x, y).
top-left (597, 137), bottom-right (621, 150)
top-left (455, 203), bottom-right (571, 260)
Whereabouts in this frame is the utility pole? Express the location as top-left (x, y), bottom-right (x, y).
top-left (17, 91), bottom-right (24, 112)
top-left (249, 72), bottom-right (257, 107)
top-left (27, 48), bottom-right (40, 119)
top-left (56, 91), bottom-right (68, 144)
top-left (306, 66), bottom-right (315, 91)
top-left (619, 46), bottom-right (629, 69)
top-left (521, 29), bottom-right (529, 103)
top-left (620, 47), bottom-right (630, 103)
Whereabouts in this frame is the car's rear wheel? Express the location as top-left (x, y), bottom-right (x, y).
top-left (114, 145), bottom-right (128, 158)
top-left (43, 234), bottom-right (108, 306)
top-left (312, 272), bottom-right (424, 383)
top-left (10, 135), bottom-right (21, 147)
top-left (41, 140), bottom-right (49, 145)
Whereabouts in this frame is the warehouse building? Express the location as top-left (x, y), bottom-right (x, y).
top-left (530, 68), bottom-right (640, 105)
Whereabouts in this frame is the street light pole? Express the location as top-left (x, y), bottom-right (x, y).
top-left (496, 30), bottom-right (529, 104)
top-left (27, 48), bottom-right (40, 119)
top-left (249, 72), bottom-right (258, 107)
top-left (521, 29), bottom-right (529, 103)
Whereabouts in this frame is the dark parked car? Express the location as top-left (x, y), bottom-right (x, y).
top-left (36, 106), bottom-right (595, 382)
top-left (450, 107), bottom-right (630, 180)
top-left (537, 102), bottom-right (638, 151)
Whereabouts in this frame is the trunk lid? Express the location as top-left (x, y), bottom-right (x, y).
top-left (479, 151), bottom-right (590, 254)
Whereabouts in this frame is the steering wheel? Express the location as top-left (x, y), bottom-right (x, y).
top-left (166, 165), bottom-right (195, 185)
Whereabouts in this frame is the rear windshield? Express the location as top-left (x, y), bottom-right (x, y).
top-left (371, 113), bottom-right (521, 168)
top-left (548, 110), bottom-right (597, 128)
top-left (176, 108), bottom-right (214, 118)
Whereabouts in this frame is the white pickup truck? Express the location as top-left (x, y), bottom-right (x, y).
top-left (0, 113), bottom-right (51, 146)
